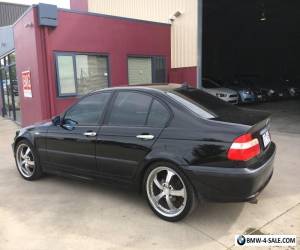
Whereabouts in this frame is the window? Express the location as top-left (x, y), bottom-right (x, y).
top-left (57, 55), bottom-right (76, 95)
top-left (56, 53), bottom-right (109, 96)
top-left (170, 87), bottom-right (245, 120)
top-left (64, 92), bottom-right (111, 125)
top-left (147, 100), bottom-right (170, 127)
top-left (76, 55), bottom-right (108, 95)
top-left (128, 57), bottom-right (152, 85)
top-left (8, 52), bottom-right (16, 65)
top-left (167, 91), bottom-right (215, 119)
top-left (108, 92), bottom-right (152, 126)
top-left (128, 56), bottom-right (166, 85)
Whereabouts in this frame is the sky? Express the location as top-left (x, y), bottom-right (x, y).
top-left (1, 0), bottom-right (70, 8)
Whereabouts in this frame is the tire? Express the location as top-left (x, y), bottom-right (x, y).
top-left (14, 139), bottom-right (43, 181)
top-left (143, 161), bottom-right (197, 222)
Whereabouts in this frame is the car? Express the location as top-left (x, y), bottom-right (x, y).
top-left (280, 78), bottom-right (300, 98)
top-left (223, 80), bottom-right (257, 104)
top-left (13, 84), bottom-right (276, 222)
top-left (233, 76), bottom-right (269, 102)
top-left (202, 78), bottom-right (239, 104)
top-left (264, 83), bottom-right (290, 100)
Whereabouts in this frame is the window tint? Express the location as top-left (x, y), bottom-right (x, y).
top-left (171, 88), bottom-right (242, 119)
top-left (147, 100), bottom-right (169, 127)
top-left (167, 92), bottom-right (215, 119)
top-left (64, 92), bottom-right (111, 125)
top-left (108, 92), bottom-right (152, 126)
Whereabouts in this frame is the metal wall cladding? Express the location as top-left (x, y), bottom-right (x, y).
top-left (88, 0), bottom-right (197, 68)
top-left (0, 2), bottom-right (29, 27)
top-left (0, 26), bottom-right (14, 57)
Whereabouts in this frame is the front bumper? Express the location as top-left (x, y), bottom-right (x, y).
top-left (185, 143), bottom-right (276, 202)
top-left (239, 94), bottom-right (256, 103)
top-left (221, 96), bottom-right (238, 104)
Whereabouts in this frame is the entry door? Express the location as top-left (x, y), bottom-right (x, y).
top-left (0, 68), bottom-right (13, 118)
top-left (46, 92), bottom-right (112, 175)
top-left (96, 91), bottom-right (171, 180)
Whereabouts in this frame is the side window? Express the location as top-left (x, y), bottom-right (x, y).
top-left (64, 92), bottom-right (111, 125)
top-left (147, 100), bottom-right (170, 127)
top-left (108, 92), bottom-right (152, 126)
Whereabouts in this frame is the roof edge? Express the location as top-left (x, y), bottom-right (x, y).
top-left (58, 7), bottom-right (171, 26)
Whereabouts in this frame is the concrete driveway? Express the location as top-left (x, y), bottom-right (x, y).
top-left (0, 100), bottom-right (299, 250)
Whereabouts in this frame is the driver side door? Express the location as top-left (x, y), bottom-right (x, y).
top-left (45, 91), bottom-right (112, 175)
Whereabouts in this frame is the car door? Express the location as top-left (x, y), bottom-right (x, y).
top-left (96, 90), bottom-right (171, 180)
top-left (46, 92), bottom-right (112, 175)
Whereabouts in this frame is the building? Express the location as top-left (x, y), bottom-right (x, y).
top-left (70, 0), bottom-right (199, 85)
top-left (0, 2), bottom-right (29, 123)
top-left (0, 2), bottom-right (29, 26)
top-left (0, 4), bottom-right (170, 126)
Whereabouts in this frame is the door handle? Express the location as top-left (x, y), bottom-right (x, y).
top-left (136, 134), bottom-right (155, 140)
top-left (83, 131), bottom-right (97, 137)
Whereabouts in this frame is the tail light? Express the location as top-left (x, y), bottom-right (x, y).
top-left (227, 133), bottom-right (261, 161)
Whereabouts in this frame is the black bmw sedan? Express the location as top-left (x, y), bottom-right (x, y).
top-left (13, 84), bottom-right (276, 221)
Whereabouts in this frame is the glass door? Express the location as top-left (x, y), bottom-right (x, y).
top-left (0, 53), bottom-right (20, 122)
top-left (9, 65), bottom-right (20, 122)
top-left (0, 67), bottom-right (12, 118)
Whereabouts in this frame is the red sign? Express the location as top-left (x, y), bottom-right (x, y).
top-left (22, 70), bottom-right (32, 98)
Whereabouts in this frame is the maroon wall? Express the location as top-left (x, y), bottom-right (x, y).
top-left (14, 8), bottom-right (50, 126)
top-left (70, 0), bottom-right (88, 12)
top-left (14, 7), bottom-right (171, 126)
top-left (169, 67), bottom-right (197, 87)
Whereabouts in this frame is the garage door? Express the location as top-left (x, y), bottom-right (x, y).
top-left (128, 57), bottom-right (152, 85)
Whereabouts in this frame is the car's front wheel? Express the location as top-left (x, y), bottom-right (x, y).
top-left (144, 162), bottom-right (197, 222)
top-left (15, 140), bottom-right (43, 180)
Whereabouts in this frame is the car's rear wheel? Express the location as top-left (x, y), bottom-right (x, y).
top-left (144, 162), bottom-right (197, 222)
top-left (15, 140), bottom-right (43, 180)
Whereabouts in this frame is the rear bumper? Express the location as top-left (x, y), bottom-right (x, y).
top-left (185, 143), bottom-right (276, 202)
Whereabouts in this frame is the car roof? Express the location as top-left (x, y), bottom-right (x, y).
top-left (91, 83), bottom-right (184, 94)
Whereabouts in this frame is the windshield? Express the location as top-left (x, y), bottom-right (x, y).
top-left (168, 87), bottom-right (240, 119)
top-left (202, 79), bottom-right (221, 88)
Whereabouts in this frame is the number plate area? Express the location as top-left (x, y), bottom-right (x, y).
top-left (262, 130), bottom-right (271, 148)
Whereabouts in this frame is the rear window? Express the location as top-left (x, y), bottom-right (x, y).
top-left (168, 87), bottom-right (240, 119)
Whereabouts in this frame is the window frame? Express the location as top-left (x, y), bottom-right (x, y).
top-left (55, 52), bottom-right (110, 97)
top-left (62, 90), bottom-right (113, 127)
top-left (103, 90), bottom-right (172, 128)
top-left (127, 55), bottom-right (167, 86)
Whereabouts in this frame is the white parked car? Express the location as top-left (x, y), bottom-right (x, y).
top-left (202, 78), bottom-right (239, 104)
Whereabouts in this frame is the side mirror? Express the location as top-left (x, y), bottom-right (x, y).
top-left (51, 115), bottom-right (61, 126)
top-left (61, 118), bottom-right (78, 131)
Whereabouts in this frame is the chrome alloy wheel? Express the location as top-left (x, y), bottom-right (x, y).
top-left (16, 144), bottom-right (35, 178)
top-left (146, 166), bottom-right (187, 218)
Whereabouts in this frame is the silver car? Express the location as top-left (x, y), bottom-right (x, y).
top-left (202, 78), bottom-right (239, 104)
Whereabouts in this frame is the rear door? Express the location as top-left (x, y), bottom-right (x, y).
top-left (96, 90), bottom-right (171, 180)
